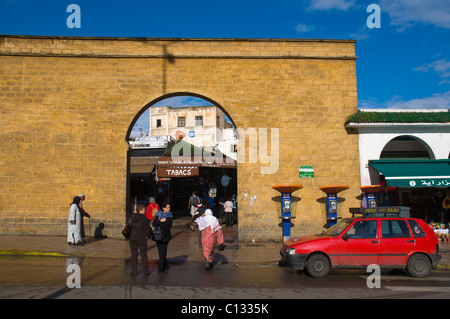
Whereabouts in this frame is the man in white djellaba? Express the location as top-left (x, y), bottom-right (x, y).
top-left (68, 196), bottom-right (83, 245)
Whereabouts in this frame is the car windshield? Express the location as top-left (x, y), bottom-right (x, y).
top-left (318, 218), bottom-right (353, 237)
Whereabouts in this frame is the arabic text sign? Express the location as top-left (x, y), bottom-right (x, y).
top-left (409, 179), bottom-right (450, 187)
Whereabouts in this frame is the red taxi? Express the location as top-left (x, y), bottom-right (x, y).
top-left (280, 214), bottom-right (441, 278)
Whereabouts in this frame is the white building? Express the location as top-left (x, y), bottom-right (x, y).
top-left (345, 109), bottom-right (450, 187)
top-left (346, 109), bottom-right (450, 221)
top-left (145, 105), bottom-right (237, 159)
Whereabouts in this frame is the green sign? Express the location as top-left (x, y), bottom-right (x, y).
top-left (299, 165), bottom-right (314, 178)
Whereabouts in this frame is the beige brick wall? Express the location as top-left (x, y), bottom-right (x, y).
top-left (0, 36), bottom-right (360, 241)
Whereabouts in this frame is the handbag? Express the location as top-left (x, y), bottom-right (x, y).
top-left (122, 218), bottom-right (132, 239)
top-left (152, 226), bottom-right (162, 241)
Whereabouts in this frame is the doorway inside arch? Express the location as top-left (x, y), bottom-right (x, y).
top-left (380, 136), bottom-right (434, 159)
top-left (126, 94), bottom-right (238, 228)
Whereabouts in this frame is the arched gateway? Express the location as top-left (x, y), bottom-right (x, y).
top-left (0, 35), bottom-right (360, 241)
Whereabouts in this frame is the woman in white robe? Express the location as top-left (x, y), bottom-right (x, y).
top-left (68, 196), bottom-right (83, 245)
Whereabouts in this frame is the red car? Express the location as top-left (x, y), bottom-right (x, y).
top-left (280, 216), bottom-right (441, 278)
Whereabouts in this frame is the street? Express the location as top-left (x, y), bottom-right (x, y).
top-left (1, 255), bottom-right (449, 299)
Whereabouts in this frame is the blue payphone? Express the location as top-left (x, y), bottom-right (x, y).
top-left (319, 185), bottom-right (349, 227)
top-left (360, 185), bottom-right (385, 208)
top-left (273, 185), bottom-right (303, 241)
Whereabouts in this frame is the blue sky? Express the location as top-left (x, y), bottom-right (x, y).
top-left (1, 0), bottom-right (449, 136)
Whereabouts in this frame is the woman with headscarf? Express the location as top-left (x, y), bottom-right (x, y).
top-left (68, 196), bottom-right (83, 245)
top-left (195, 209), bottom-right (226, 270)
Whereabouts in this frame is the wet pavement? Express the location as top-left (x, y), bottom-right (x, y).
top-left (0, 216), bottom-right (449, 268)
top-left (1, 254), bottom-right (450, 299)
top-left (0, 217), bottom-right (282, 266)
top-left (1, 217), bottom-right (450, 300)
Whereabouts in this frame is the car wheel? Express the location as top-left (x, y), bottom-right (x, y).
top-left (305, 254), bottom-right (330, 278)
top-left (407, 254), bottom-right (431, 278)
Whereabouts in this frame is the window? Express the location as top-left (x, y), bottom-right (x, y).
top-left (407, 219), bottom-right (426, 238)
top-left (178, 117), bottom-right (186, 127)
top-left (321, 218), bottom-right (353, 237)
top-left (156, 119), bottom-right (162, 128)
top-left (345, 220), bottom-right (378, 239)
top-left (216, 116), bottom-right (220, 127)
top-left (195, 116), bottom-right (203, 126)
top-left (382, 220), bottom-right (411, 238)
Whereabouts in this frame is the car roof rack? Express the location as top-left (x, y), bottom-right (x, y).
top-left (349, 206), bottom-right (410, 218)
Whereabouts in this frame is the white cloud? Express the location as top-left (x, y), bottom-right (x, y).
top-left (380, 0), bottom-right (450, 30)
top-left (349, 24), bottom-right (371, 40)
top-left (414, 59), bottom-right (450, 85)
top-left (360, 91), bottom-right (450, 109)
top-left (295, 23), bottom-right (315, 33)
top-left (307, 0), bottom-right (356, 11)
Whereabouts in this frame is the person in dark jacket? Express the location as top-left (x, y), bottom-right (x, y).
top-left (152, 201), bottom-right (173, 273)
top-left (129, 204), bottom-right (152, 276)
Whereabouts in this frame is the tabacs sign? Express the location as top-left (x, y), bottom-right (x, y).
top-left (299, 165), bottom-right (314, 178)
top-left (157, 166), bottom-right (199, 178)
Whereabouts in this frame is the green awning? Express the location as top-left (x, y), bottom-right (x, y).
top-left (369, 159), bottom-right (450, 188)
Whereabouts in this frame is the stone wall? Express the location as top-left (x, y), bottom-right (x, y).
top-left (0, 35), bottom-right (360, 240)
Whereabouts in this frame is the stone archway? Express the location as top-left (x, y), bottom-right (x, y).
top-left (125, 92), bottom-right (239, 222)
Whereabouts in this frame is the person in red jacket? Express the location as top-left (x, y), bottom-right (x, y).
top-left (146, 197), bottom-right (159, 221)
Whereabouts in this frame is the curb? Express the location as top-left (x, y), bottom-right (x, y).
top-left (0, 249), bottom-right (68, 257)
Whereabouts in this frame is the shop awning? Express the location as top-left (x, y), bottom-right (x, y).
top-left (156, 139), bottom-right (237, 178)
top-left (157, 155), bottom-right (236, 178)
top-left (130, 157), bottom-right (157, 174)
top-left (369, 159), bottom-right (450, 188)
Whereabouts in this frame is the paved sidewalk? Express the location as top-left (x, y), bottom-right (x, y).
top-left (0, 217), bottom-right (281, 266)
top-left (0, 217), bottom-right (449, 269)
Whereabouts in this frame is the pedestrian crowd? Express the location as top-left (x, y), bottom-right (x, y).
top-left (67, 191), bottom-right (231, 276)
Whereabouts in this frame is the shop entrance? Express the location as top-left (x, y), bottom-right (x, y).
top-left (126, 93), bottom-right (238, 225)
top-left (370, 135), bottom-right (449, 224)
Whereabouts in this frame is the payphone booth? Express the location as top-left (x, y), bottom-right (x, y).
top-left (272, 185), bottom-right (303, 241)
top-left (319, 185), bottom-right (349, 227)
top-left (360, 185), bottom-right (385, 208)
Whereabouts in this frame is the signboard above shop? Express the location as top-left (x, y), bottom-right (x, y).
top-left (369, 159), bottom-right (450, 188)
top-left (158, 166), bottom-right (199, 178)
top-left (157, 140), bottom-right (237, 178)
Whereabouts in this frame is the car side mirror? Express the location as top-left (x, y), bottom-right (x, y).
top-left (342, 233), bottom-right (349, 241)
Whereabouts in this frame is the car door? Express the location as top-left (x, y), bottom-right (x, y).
top-left (379, 219), bottom-right (415, 266)
top-left (338, 219), bottom-right (379, 266)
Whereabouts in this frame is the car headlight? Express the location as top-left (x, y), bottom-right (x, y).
top-left (286, 247), bottom-right (296, 255)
